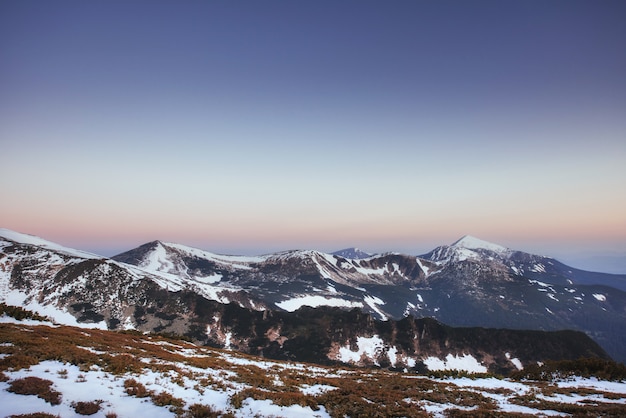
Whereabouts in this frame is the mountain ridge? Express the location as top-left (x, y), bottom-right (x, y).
top-left (2, 227), bottom-right (626, 365)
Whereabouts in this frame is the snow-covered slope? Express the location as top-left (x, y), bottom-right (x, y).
top-left (452, 235), bottom-right (510, 254)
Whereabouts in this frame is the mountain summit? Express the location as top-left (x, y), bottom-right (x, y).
top-left (451, 235), bottom-right (510, 254)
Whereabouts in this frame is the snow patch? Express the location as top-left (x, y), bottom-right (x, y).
top-left (0, 315), bottom-right (56, 327)
top-left (505, 352), bottom-right (523, 371)
top-left (423, 354), bottom-right (488, 373)
top-left (404, 302), bottom-right (417, 316)
top-left (194, 273), bottom-right (222, 284)
top-left (593, 294), bottom-right (606, 302)
top-left (337, 335), bottom-right (385, 365)
top-left (224, 332), bottom-right (232, 350)
top-left (416, 258), bottom-right (430, 276)
top-left (300, 384), bottom-right (337, 396)
top-left (275, 296), bottom-right (363, 312)
top-left (363, 295), bottom-right (387, 321)
top-left (529, 279), bottom-right (550, 287)
top-left (530, 263), bottom-right (546, 273)
top-left (387, 346), bottom-right (398, 366)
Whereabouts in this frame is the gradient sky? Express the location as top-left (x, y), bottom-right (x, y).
top-left (1, 1), bottom-right (625, 270)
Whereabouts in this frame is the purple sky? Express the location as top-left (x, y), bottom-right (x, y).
top-left (1, 1), bottom-right (625, 271)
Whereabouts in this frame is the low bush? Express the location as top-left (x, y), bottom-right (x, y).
top-left (182, 403), bottom-right (221, 418)
top-left (0, 353), bottom-right (40, 371)
top-left (102, 353), bottom-right (143, 374)
top-left (0, 303), bottom-right (49, 322)
top-left (151, 391), bottom-right (184, 408)
top-left (8, 376), bottom-right (62, 405)
top-left (71, 400), bottom-right (101, 415)
top-left (123, 378), bottom-right (149, 398)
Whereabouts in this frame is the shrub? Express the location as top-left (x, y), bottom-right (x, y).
top-left (72, 401), bottom-right (102, 415)
top-left (0, 353), bottom-right (40, 371)
top-left (8, 376), bottom-right (62, 405)
top-left (103, 354), bottom-right (143, 374)
top-left (0, 303), bottom-right (49, 322)
top-left (151, 391), bottom-right (184, 408)
top-left (182, 403), bottom-right (221, 418)
top-left (123, 378), bottom-right (149, 398)
top-left (9, 414), bottom-right (61, 418)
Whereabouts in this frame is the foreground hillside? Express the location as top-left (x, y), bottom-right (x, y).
top-left (2, 307), bottom-right (626, 417)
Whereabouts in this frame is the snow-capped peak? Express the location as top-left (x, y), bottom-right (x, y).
top-left (452, 235), bottom-right (509, 254)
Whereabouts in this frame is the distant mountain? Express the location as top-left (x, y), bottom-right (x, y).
top-left (2, 228), bottom-right (625, 366)
top-left (422, 235), bottom-right (626, 291)
top-left (331, 247), bottom-right (372, 259)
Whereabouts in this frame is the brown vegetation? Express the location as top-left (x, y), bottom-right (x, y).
top-left (7, 376), bottom-right (62, 405)
top-left (123, 378), bottom-right (149, 398)
top-left (0, 303), bottom-right (49, 322)
top-left (71, 400), bottom-right (102, 415)
top-left (181, 403), bottom-right (222, 418)
top-left (1, 306), bottom-right (626, 418)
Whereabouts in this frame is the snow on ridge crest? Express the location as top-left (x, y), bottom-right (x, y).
top-left (0, 228), bottom-right (100, 260)
top-left (452, 235), bottom-right (509, 254)
top-left (161, 241), bottom-right (267, 265)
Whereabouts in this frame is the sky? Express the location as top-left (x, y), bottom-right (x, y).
top-left (1, 1), bottom-right (625, 271)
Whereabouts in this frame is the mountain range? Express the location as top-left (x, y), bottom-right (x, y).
top-left (1, 228), bottom-right (625, 370)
